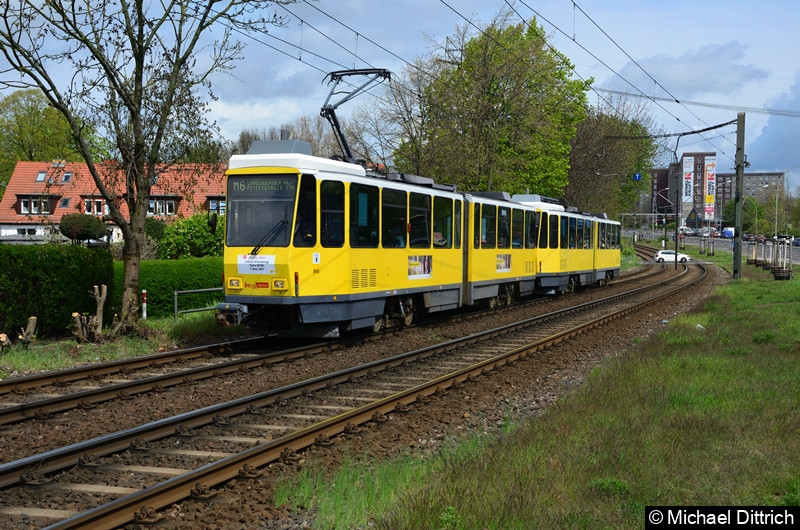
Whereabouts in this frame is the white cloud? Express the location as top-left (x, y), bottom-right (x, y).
top-left (209, 98), bottom-right (306, 140)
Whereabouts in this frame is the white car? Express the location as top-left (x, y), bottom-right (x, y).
top-left (654, 249), bottom-right (691, 263)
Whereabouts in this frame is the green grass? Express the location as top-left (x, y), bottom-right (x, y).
top-left (0, 311), bottom-right (250, 379)
top-left (3, 244), bottom-right (797, 528)
top-left (271, 257), bottom-right (800, 529)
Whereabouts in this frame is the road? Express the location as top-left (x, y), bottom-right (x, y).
top-left (627, 230), bottom-right (799, 265)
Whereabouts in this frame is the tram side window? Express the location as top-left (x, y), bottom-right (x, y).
top-left (561, 216), bottom-right (569, 249)
top-left (549, 214), bottom-right (559, 249)
top-left (539, 212), bottom-right (548, 248)
top-left (473, 204), bottom-right (480, 248)
top-left (454, 200), bottom-right (462, 249)
top-left (497, 207), bottom-right (510, 248)
top-left (350, 183), bottom-right (379, 247)
top-left (294, 174), bottom-right (317, 247)
top-left (571, 217), bottom-right (579, 249)
top-left (584, 220), bottom-right (593, 249)
top-left (615, 225), bottom-right (621, 248)
top-left (409, 192), bottom-right (431, 248)
top-left (382, 188), bottom-right (407, 248)
top-left (481, 204), bottom-right (497, 249)
top-left (320, 181), bottom-right (345, 247)
top-left (526, 211), bottom-right (539, 248)
top-left (433, 196), bottom-right (452, 248)
top-left (511, 209), bottom-right (524, 248)
top-left (599, 223), bottom-right (606, 249)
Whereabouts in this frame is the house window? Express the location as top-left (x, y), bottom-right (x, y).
top-left (148, 198), bottom-right (177, 216)
top-left (21, 197), bottom-right (50, 215)
top-left (62, 172), bottom-right (72, 182)
top-left (60, 198), bottom-right (70, 208)
top-left (209, 198), bottom-right (226, 215)
top-left (36, 171), bottom-right (46, 182)
top-left (84, 197), bottom-right (106, 215)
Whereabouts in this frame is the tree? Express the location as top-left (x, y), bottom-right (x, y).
top-left (234, 113), bottom-right (339, 157)
top-left (0, 89), bottom-right (84, 201)
top-left (565, 95), bottom-right (666, 217)
top-left (345, 59), bottom-right (437, 173)
top-left (723, 196), bottom-right (765, 234)
top-left (59, 213), bottom-right (109, 244)
top-left (391, 13), bottom-right (589, 195)
top-left (0, 1), bottom-right (293, 332)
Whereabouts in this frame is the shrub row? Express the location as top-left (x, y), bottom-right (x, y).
top-left (0, 245), bottom-right (223, 338)
top-left (0, 244), bottom-right (114, 337)
top-left (112, 256), bottom-right (223, 320)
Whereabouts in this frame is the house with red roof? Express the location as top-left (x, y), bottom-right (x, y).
top-left (0, 161), bottom-right (226, 244)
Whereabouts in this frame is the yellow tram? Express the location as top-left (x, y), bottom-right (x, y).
top-left (217, 140), bottom-right (620, 337)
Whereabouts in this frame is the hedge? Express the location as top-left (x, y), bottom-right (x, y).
top-left (0, 244), bottom-right (114, 337)
top-left (112, 256), bottom-right (223, 320)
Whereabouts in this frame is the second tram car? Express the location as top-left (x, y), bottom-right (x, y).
top-left (217, 140), bottom-right (621, 337)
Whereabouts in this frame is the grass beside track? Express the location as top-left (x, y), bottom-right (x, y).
top-left (0, 313), bottom-right (250, 379)
top-left (1, 243), bottom-right (797, 528)
top-left (274, 245), bottom-right (800, 528)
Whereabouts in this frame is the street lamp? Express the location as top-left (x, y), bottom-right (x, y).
top-left (777, 163), bottom-right (800, 238)
top-left (774, 182), bottom-right (779, 239)
top-left (716, 178), bottom-right (734, 228)
top-left (654, 189), bottom-right (675, 247)
top-left (653, 187), bottom-right (671, 213)
top-left (744, 184), bottom-right (768, 235)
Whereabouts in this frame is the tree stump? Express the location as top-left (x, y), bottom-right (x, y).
top-left (18, 316), bottom-right (37, 348)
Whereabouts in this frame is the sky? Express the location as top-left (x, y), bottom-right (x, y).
top-left (199, 0), bottom-right (800, 191)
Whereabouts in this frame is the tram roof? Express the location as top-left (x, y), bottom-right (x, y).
top-left (228, 151), bottom-right (367, 178)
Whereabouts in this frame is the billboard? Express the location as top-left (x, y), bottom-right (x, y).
top-left (682, 156), bottom-right (694, 203)
top-left (704, 156), bottom-right (716, 221)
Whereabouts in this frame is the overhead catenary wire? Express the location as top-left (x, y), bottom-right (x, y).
top-left (211, 2), bottom-right (777, 169)
top-left (510, 0), bottom-right (735, 164)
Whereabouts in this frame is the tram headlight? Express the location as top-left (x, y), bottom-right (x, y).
top-left (228, 277), bottom-right (243, 289)
top-left (272, 278), bottom-right (289, 291)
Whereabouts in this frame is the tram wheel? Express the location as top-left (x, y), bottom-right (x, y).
top-left (502, 287), bottom-right (513, 306)
top-left (402, 297), bottom-right (415, 326)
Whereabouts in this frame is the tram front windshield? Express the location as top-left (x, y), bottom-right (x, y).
top-left (226, 174), bottom-right (297, 248)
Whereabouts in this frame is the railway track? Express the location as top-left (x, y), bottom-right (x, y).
top-left (0, 260), bottom-right (706, 529)
top-left (0, 337), bottom-right (340, 427)
top-left (0, 251), bottom-right (665, 431)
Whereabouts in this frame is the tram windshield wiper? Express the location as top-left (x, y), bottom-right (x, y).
top-left (250, 219), bottom-right (288, 255)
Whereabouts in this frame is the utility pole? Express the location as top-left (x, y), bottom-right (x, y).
top-left (733, 112), bottom-right (745, 280)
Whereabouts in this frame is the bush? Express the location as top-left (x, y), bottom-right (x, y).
top-left (59, 213), bottom-right (109, 242)
top-left (112, 256), bottom-right (222, 319)
top-left (159, 214), bottom-right (224, 259)
top-left (0, 244), bottom-right (113, 337)
top-left (145, 217), bottom-right (167, 242)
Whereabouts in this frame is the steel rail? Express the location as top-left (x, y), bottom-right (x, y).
top-left (0, 336), bottom-right (268, 396)
top-left (0, 341), bottom-right (327, 426)
top-left (0, 262), bottom-right (700, 490)
top-left (43, 263), bottom-right (707, 529)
